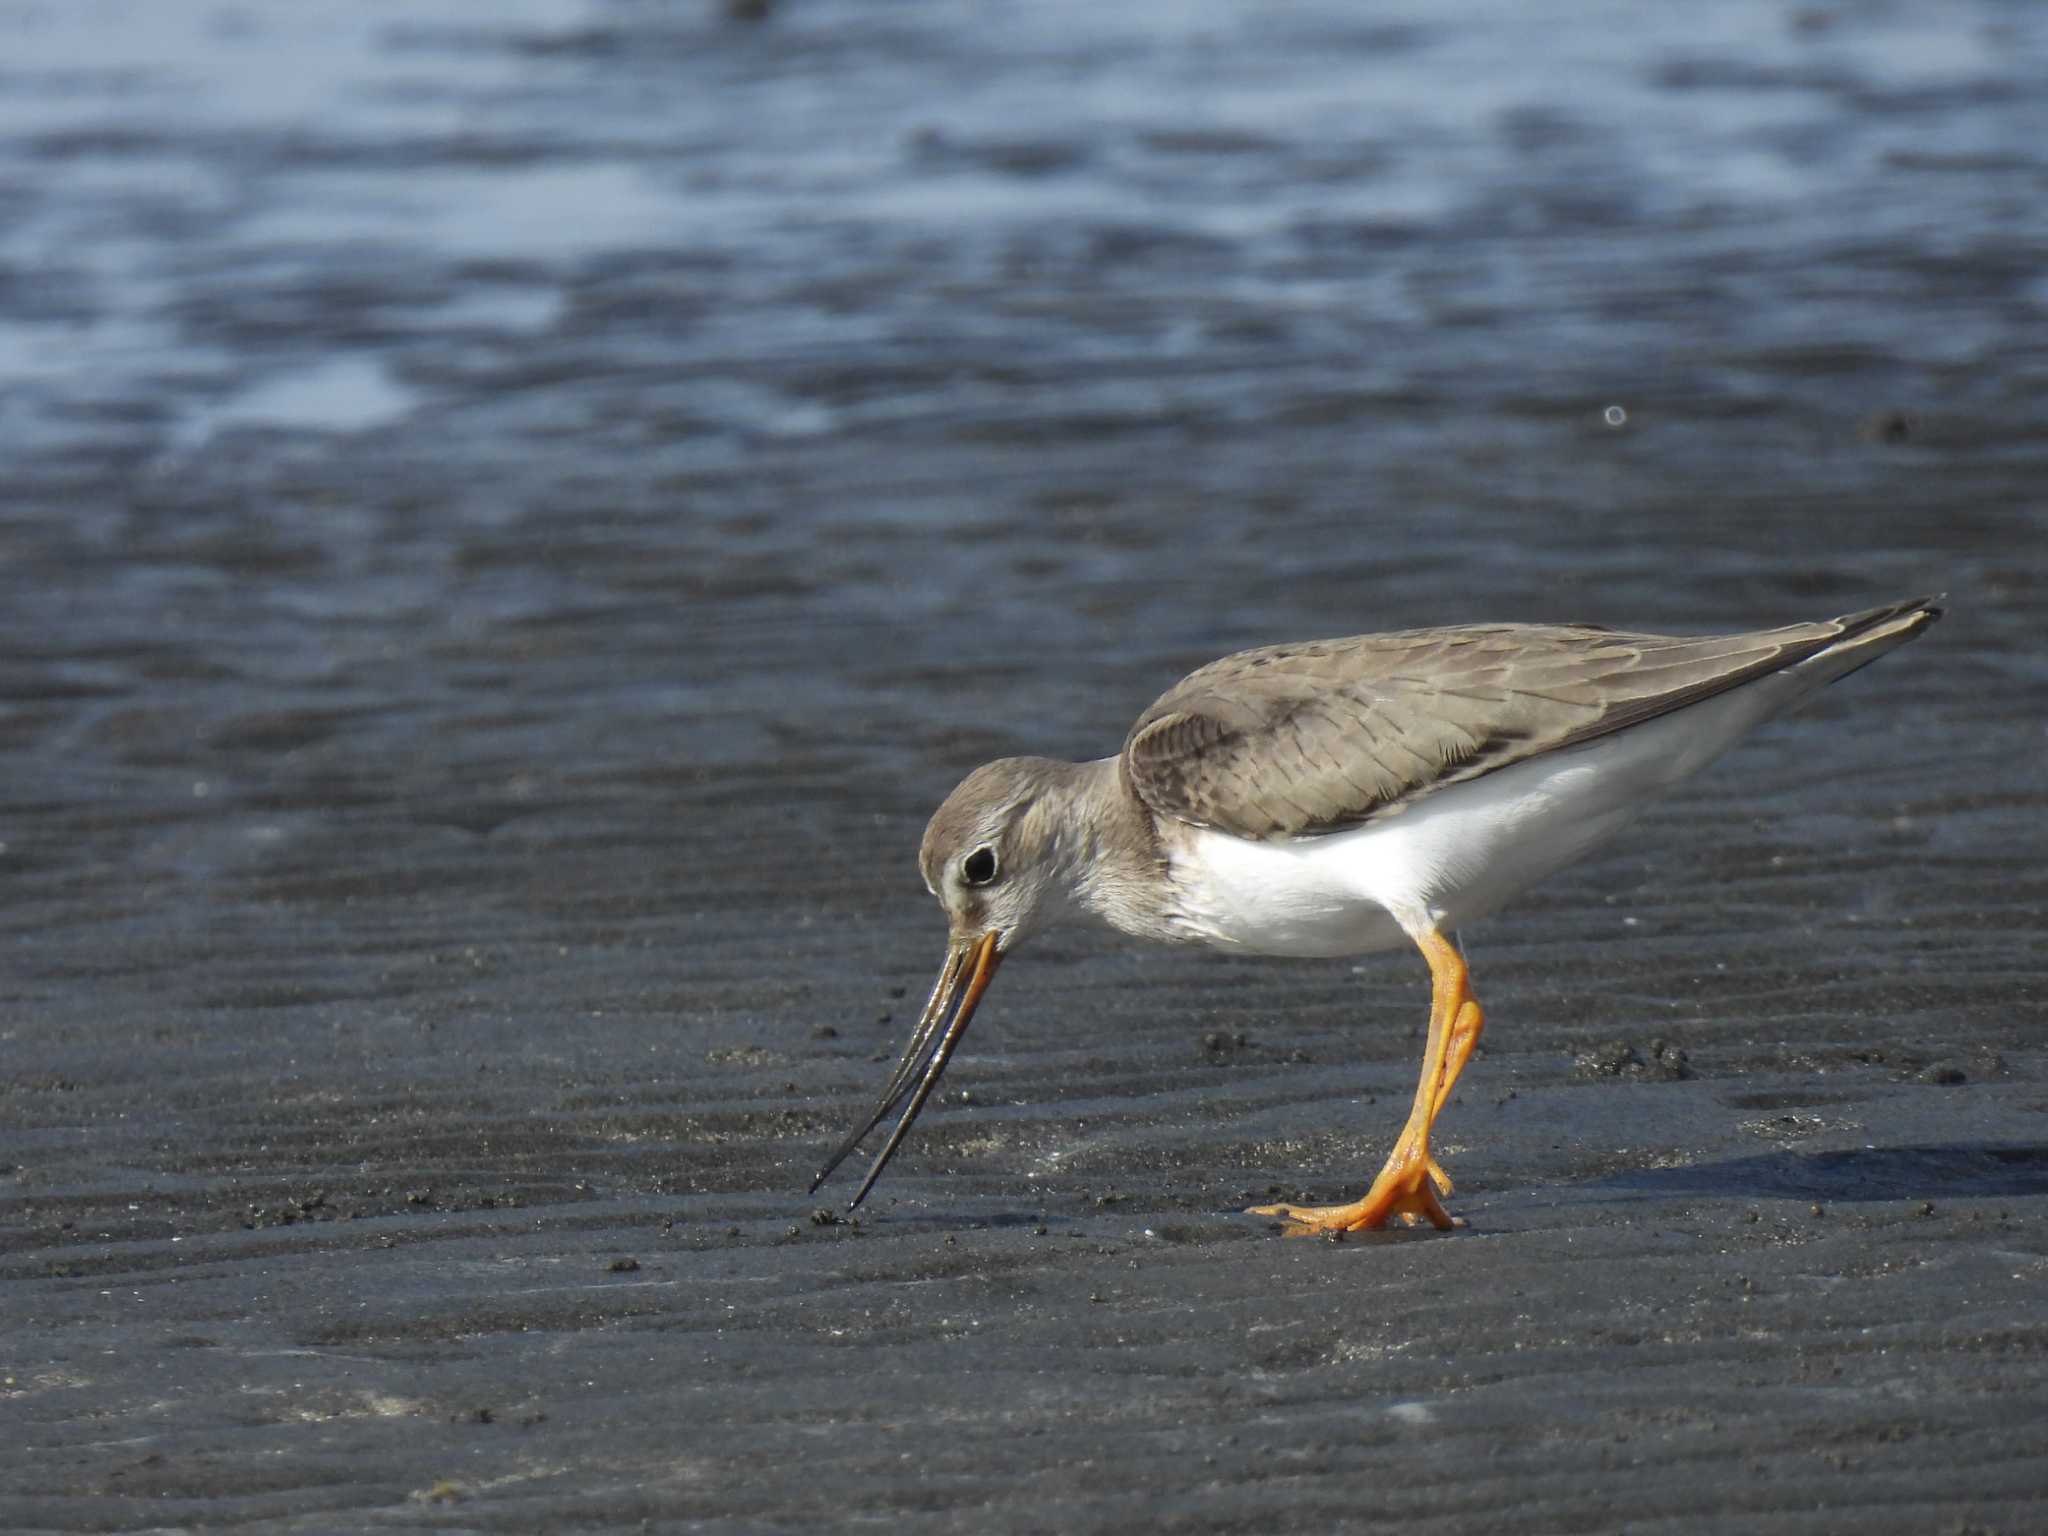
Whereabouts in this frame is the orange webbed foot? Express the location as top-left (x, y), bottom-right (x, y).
top-left (1249, 928), bottom-right (1482, 1239)
top-left (1247, 1158), bottom-right (1461, 1236)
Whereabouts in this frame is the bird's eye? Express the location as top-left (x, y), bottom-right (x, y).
top-left (961, 846), bottom-right (998, 886)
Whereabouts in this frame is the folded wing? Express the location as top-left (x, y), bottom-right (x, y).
top-left (1121, 600), bottom-right (1932, 841)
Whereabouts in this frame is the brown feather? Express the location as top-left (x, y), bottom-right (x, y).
top-left (1121, 597), bottom-right (1942, 841)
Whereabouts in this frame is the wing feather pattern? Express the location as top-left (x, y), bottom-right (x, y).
top-left (1121, 599), bottom-right (1939, 840)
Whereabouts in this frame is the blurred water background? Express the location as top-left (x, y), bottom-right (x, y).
top-left (3, 2), bottom-right (2045, 1529)
top-left (5, 0), bottom-right (2040, 931)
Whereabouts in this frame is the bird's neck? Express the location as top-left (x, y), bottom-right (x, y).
top-left (1046, 757), bottom-right (1178, 943)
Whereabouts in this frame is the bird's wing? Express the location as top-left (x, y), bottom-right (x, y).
top-left (1120, 606), bottom-right (1914, 840)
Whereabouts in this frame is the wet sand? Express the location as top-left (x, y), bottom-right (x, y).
top-left (3, 2), bottom-right (2046, 1531)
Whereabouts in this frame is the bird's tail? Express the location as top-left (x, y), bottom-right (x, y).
top-left (1789, 593), bottom-right (1945, 692)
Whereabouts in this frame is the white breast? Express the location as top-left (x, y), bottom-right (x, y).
top-left (1165, 675), bottom-right (1792, 958)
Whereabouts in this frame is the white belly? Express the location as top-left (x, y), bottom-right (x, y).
top-left (1165, 676), bottom-right (1790, 957)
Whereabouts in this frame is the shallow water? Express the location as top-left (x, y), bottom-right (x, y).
top-left (3, 2), bottom-right (2046, 1530)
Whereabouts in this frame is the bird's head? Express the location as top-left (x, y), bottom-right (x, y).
top-left (917, 755), bottom-right (1080, 955)
top-left (811, 756), bottom-right (1083, 1209)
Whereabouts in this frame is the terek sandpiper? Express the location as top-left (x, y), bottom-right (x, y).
top-left (812, 596), bottom-right (1942, 1234)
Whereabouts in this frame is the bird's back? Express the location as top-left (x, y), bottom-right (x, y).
top-left (1122, 597), bottom-right (1942, 843)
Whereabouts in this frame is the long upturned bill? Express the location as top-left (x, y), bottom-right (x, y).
top-left (809, 929), bottom-right (1003, 1209)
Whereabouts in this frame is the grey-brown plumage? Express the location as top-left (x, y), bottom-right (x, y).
top-left (815, 594), bottom-right (1945, 1232)
top-left (1123, 596), bottom-right (1940, 841)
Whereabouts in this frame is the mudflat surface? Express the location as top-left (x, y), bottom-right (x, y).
top-left (3, 2), bottom-right (2046, 1532)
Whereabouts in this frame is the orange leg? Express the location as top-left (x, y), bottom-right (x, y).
top-left (1249, 930), bottom-right (1485, 1236)
top-left (1423, 985), bottom-right (1487, 1195)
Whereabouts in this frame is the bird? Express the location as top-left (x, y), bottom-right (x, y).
top-left (811, 595), bottom-right (1943, 1234)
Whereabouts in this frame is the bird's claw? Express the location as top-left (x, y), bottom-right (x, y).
top-left (1248, 1162), bottom-right (1460, 1235)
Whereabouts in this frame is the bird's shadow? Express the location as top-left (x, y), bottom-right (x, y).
top-left (1582, 1142), bottom-right (2048, 1204)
